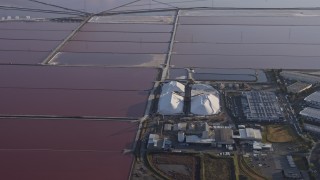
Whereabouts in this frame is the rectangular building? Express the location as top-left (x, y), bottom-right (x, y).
top-left (304, 91), bottom-right (320, 108)
top-left (300, 107), bottom-right (320, 123)
top-left (304, 123), bottom-right (320, 134)
top-left (241, 91), bottom-right (283, 122)
top-left (280, 71), bottom-right (320, 84)
top-left (287, 82), bottom-right (312, 94)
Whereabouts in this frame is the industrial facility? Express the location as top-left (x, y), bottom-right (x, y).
top-left (2, 1), bottom-right (320, 179)
top-left (158, 81), bottom-right (221, 116)
top-left (304, 91), bottom-right (320, 108)
top-left (286, 82), bottom-right (312, 94)
top-left (190, 84), bottom-right (220, 116)
top-left (280, 71), bottom-right (320, 84)
top-left (300, 107), bottom-right (320, 123)
top-left (241, 91), bottom-right (283, 122)
top-left (157, 81), bottom-right (185, 115)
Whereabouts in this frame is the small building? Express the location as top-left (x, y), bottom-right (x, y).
top-left (282, 156), bottom-right (302, 179)
top-left (184, 122), bottom-right (215, 144)
top-left (300, 107), bottom-right (320, 123)
top-left (238, 128), bottom-right (262, 141)
top-left (283, 170), bottom-right (302, 179)
top-left (186, 121), bottom-right (209, 135)
top-left (147, 134), bottom-right (161, 149)
top-left (162, 138), bottom-right (172, 150)
top-left (253, 141), bottom-right (272, 150)
top-left (178, 131), bottom-right (185, 142)
top-left (304, 91), bottom-right (320, 108)
top-left (238, 125), bottom-right (246, 129)
top-left (185, 135), bottom-right (215, 144)
top-left (214, 128), bottom-right (234, 146)
top-left (173, 122), bottom-right (187, 131)
top-left (287, 82), bottom-right (312, 94)
top-left (164, 124), bottom-right (173, 131)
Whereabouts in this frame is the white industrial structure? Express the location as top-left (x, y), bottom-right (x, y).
top-left (190, 84), bottom-right (220, 115)
top-left (238, 128), bottom-right (262, 141)
top-left (147, 134), bottom-right (160, 148)
top-left (158, 81), bottom-right (185, 115)
top-left (161, 81), bottom-right (185, 93)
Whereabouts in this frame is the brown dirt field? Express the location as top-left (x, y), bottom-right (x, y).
top-left (266, 125), bottom-right (296, 143)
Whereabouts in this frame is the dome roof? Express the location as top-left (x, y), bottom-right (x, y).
top-left (191, 93), bottom-right (220, 115)
top-left (158, 92), bottom-right (184, 115)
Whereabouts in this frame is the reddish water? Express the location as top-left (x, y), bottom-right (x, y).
top-left (173, 43), bottom-right (320, 56)
top-left (0, 29), bottom-right (72, 41)
top-left (0, 39), bottom-right (61, 51)
top-left (62, 41), bottom-right (169, 53)
top-left (52, 52), bottom-right (166, 67)
top-left (176, 25), bottom-right (320, 44)
top-left (73, 31), bottom-right (171, 42)
top-left (173, 15), bottom-right (320, 69)
top-left (179, 16), bottom-right (320, 25)
top-left (0, 22), bottom-right (79, 31)
top-left (0, 65), bottom-right (158, 90)
top-left (81, 23), bottom-right (173, 33)
top-left (34, 0), bottom-right (138, 13)
top-left (0, 88), bottom-right (149, 117)
top-left (171, 54), bottom-right (320, 69)
top-left (0, 118), bottom-right (137, 180)
top-left (0, 51), bottom-right (48, 64)
top-left (168, 68), bottom-right (188, 79)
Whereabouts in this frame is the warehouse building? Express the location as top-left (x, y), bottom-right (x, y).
top-left (214, 128), bottom-right (234, 147)
top-left (304, 91), bottom-right (320, 108)
top-left (300, 107), bottom-right (320, 123)
top-left (280, 71), bottom-right (320, 84)
top-left (241, 91), bottom-right (283, 122)
top-left (304, 123), bottom-right (320, 134)
top-left (236, 128), bottom-right (263, 141)
top-left (287, 82), bottom-right (312, 94)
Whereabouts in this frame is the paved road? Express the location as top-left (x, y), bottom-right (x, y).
top-left (279, 93), bottom-right (303, 135)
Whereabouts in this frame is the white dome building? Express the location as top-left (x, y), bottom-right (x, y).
top-left (161, 81), bottom-right (185, 93)
top-left (158, 81), bottom-right (185, 115)
top-left (191, 94), bottom-right (220, 115)
top-left (190, 84), bottom-right (220, 116)
top-left (158, 92), bottom-right (184, 115)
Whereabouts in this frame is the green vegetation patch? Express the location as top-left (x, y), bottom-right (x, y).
top-left (149, 153), bottom-right (200, 180)
top-left (292, 155), bottom-right (309, 170)
top-left (202, 154), bottom-right (236, 180)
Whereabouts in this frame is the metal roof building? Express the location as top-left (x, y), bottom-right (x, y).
top-left (300, 107), bottom-right (320, 122)
top-left (304, 91), bottom-right (320, 108)
top-left (239, 128), bottom-right (262, 141)
top-left (304, 123), bottom-right (320, 134)
top-left (281, 71), bottom-right (320, 84)
top-left (241, 91), bottom-right (283, 122)
top-left (287, 82), bottom-right (312, 94)
top-left (214, 128), bottom-right (234, 145)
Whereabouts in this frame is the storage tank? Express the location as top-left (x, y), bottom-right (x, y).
top-left (178, 131), bottom-right (185, 143)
